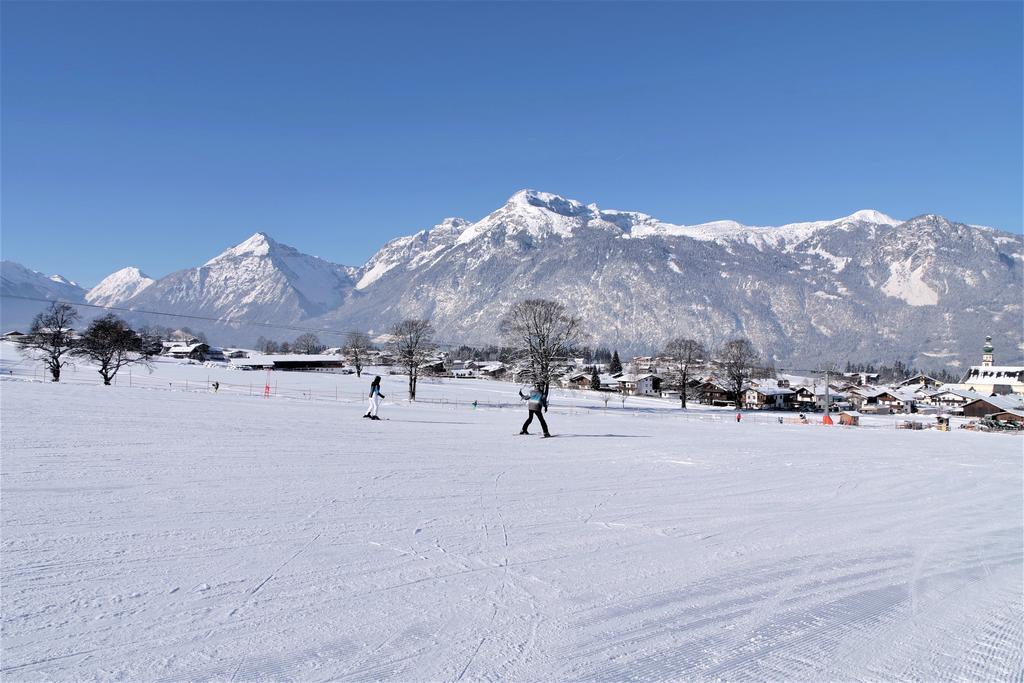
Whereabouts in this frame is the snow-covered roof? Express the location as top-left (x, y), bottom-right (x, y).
top-left (851, 386), bottom-right (888, 398)
top-left (750, 386), bottom-right (794, 396)
top-left (167, 343), bottom-right (208, 353)
top-left (964, 394), bottom-right (1024, 411)
top-left (232, 353), bottom-right (346, 365)
top-left (616, 373), bottom-right (661, 383)
top-left (931, 388), bottom-right (988, 401)
top-left (964, 366), bottom-right (1024, 375)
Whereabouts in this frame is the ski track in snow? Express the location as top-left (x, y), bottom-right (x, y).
top-left (1, 357), bottom-right (1022, 681)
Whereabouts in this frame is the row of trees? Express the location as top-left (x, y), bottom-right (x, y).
top-left (18, 301), bottom-right (762, 408)
top-left (17, 303), bottom-right (157, 384)
top-left (256, 333), bottom-right (325, 355)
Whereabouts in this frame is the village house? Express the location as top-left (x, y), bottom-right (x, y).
top-left (789, 386), bottom-right (817, 410)
top-left (479, 362), bottom-right (506, 379)
top-left (562, 371), bottom-right (594, 390)
top-left (617, 373), bottom-right (662, 396)
top-left (629, 357), bottom-right (657, 374)
top-left (988, 408), bottom-right (1024, 425)
top-left (897, 373), bottom-right (942, 389)
top-left (743, 385), bottom-right (794, 410)
top-left (847, 386), bottom-right (889, 413)
top-left (418, 359), bottom-right (447, 375)
top-left (924, 387), bottom-right (987, 414)
top-left (166, 343), bottom-right (222, 362)
top-left (815, 387), bottom-right (849, 412)
top-left (962, 394), bottom-right (1024, 419)
top-left (695, 379), bottom-right (733, 406)
top-left (843, 372), bottom-right (880, 386)
top-left (874, 388), bottom-right (918, 414)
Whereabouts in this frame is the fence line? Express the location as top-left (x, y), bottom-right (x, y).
top-left (2, 360), bottom-right (954, 432)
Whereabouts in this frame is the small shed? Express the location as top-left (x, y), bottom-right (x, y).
top-left (838, 410), bottom-right (862, 426)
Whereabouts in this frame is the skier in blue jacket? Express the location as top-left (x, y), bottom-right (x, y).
top-left (364, 376), bottom-right (385, 420)
top-left (519, 387), bottom-right (551, 437)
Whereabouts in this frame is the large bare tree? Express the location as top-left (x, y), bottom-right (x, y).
top-left (662, 337), bottom-right (706, 409)
top-left (344, 331), bottom-right (371, 378)
top-left (388, 319), bottom-right (435, 400)
top-left (17, 302), bottom-right (80, 382)
top-left (74, 314), bottom-right (156, 385)
top-left (499, 299), bottom-right (586, 399)
top-left (718, 337), bottom-right (760, 407)
top-left (292, 332), bottom-right (323, 355)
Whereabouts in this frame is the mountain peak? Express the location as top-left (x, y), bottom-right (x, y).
top-left (840, 209), bottom-right (900, 226)
top-left (503, 189), bottom-right (590, 217)
top-left (48, 273), bottom-right (79, 287)
top-left (233, 231), bottom-right (277, 254)
top-left (432, 217), bottom-right (470, 233)
top-left (85, 266), bottom-right (155, 306)
top-left (205, 232), bottom-right (281, 265)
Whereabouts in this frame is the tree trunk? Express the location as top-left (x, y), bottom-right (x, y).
top-left (50, 364), bottom-right (60, 382)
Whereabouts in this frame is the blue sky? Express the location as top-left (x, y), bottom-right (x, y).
top-left (2, 1), bottom-right (1021, 285)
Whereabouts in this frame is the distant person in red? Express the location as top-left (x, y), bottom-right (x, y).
top-left (736, 412), bottom-right (742, 423)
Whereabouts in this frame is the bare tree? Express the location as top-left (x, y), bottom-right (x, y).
top-left (662, 337), bottom-right (706, 409)
top-left (344, 331), bottom-right (371, 378)
top-left (73, 314), bottom-right (155, 385)
top-left (279, 341), bottom-right (292, 354)
top-left (719, 337), bottom-right (760, 407)
top-left (388, 319), bottom-right (435, 400)
top-left (17, 302), bottom-right (80, 382)
top-left (293, 332), bottom-right (323, 355)
top-left (499, 299), bottom-right (586, 399)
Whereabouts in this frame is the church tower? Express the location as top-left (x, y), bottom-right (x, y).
top-left (982, 336), bottom-right (994, 367)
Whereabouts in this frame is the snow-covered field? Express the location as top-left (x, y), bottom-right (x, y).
top-left (2, 350), bottom-right (1022, 681)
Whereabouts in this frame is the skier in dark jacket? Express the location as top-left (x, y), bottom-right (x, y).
top-left (364, 376), bottom-right (385, 420)
top-left (519, 387), bottom-right (551, 437)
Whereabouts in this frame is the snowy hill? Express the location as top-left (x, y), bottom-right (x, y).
top-left (4, 191), bottom-right (1022, 366)
top-left (0, 260), bottom-right (86, 331)
top-left (85, 267), bottom-right (155, 307)
top-left (118, 232), bottom-right (359, 332)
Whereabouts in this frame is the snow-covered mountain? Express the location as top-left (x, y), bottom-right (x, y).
top-left (118, 232), bottom-right (359, 331)
top-left (0, 260), bottom-right (87, 331)
top-left (5, 191), bottom-right (1022, 367)
top-left (85, 267), bottom-right (155, 307)
top-left (309, 190), bottom-right (1021, 367)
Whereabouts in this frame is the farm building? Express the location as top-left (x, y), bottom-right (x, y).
top-left (231, 354), bottom-right (347, 372)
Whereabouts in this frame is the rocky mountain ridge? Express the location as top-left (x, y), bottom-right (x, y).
top-left (2, 190), bottom-right (1021, 367)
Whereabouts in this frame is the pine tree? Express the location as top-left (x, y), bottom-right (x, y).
top-left (610, 350), bottom-right (622, 374)
top-left (590, 366), bottom-right (601, 391)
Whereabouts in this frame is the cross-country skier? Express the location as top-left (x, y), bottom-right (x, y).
top-left (519, 387), bottom-right (551, 437)
top-left (364, 376), bottom-right (385, 420)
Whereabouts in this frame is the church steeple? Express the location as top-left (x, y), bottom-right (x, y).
top-left (982, 335), bottom-right (994, 367)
